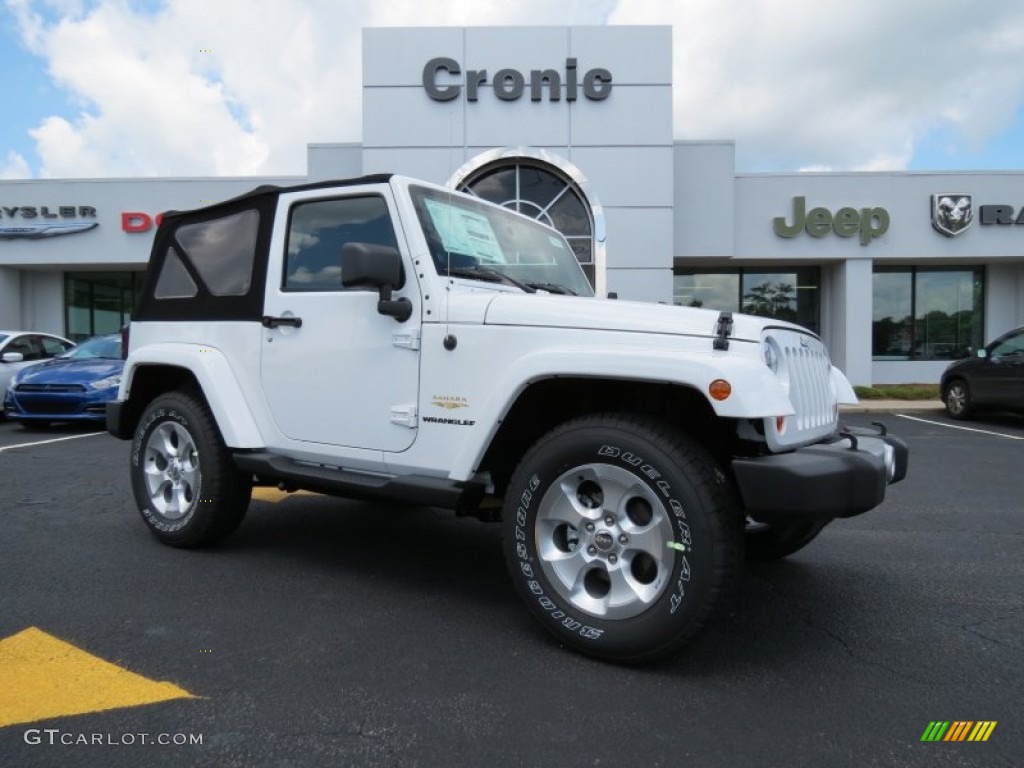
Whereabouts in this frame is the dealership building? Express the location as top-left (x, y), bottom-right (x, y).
top-left (2, 25), bottom-right (1023, 385)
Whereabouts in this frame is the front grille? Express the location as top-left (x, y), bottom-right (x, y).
top-left (16, 383), bottom-right (87, 393)
top-left (16, 399), bottom-right (81, 414)
top-left (782, 341), bottom-right (833, 431)
top-left (765, 329), bottom-right (837, 448)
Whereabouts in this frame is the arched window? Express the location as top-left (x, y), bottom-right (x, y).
top-left (451, 151), bottom-right (604, 291)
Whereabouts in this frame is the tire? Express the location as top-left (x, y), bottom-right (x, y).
top-left (130, 390), bottom-right (250, 547)
top-left (943, 378), bottom-right (973, 420)
top-left (744, 519), bottom-right (828, 561)
top-left (502, 413), bottom-right (742, 663)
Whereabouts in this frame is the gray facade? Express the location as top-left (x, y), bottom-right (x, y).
top-left (2, 25), bottom-right (1023, 385)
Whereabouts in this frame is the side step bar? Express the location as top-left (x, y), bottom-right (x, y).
top-left (234, 451), bottom-right (485, 512)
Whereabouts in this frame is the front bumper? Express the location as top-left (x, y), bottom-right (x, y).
top-left (106, 400), bottom-right (131, 439)
top-left (4, 387), bottom-right (112, 422)
top-left (732, 428), bottom-right (909, 521)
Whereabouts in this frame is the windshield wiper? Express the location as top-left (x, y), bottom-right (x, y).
top-left (525, 282), bottom-right (577, 296)
top-left (445, 266), bottom-right (536, 293)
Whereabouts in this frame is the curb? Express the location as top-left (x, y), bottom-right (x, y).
top-left (840, 400), bottom-right (943, 413)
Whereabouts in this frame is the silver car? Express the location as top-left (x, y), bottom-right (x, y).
top-left (0, 331), bottom-right (75, 413)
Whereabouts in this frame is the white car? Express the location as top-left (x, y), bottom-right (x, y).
top-left (0, 331), bottom-right (76, 413)
top-left (107, 175), bottom-right (909, 662)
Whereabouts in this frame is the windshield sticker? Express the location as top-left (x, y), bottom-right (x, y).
top-left (424, 199), bottom-right (505, 263)
top-left (547, 235), bottom-right (564, 249)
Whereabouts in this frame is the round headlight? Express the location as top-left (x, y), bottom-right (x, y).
top-left (762, 340), bottom-right (779, 373)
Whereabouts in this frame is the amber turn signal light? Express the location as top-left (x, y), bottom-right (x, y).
top-left (708, 379), bottom-right (732, 401)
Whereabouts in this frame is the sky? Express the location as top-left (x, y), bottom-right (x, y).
top-left (2, 0), bottom-right (1024, 180)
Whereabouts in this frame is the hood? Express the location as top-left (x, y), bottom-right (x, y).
top-left (478, 293), bottom-right (807, 342)
top-left (15, 357), bottom-right (123, 385)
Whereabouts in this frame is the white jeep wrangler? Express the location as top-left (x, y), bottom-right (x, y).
top-left (107, 174), bottom-right (908, 662)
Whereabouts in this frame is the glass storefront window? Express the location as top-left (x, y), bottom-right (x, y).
top-left (673, 267), bottom-right (821, 333)
top-left (64, 271), bottom-right (144, 341)
top-left (674, 273), bottom-right (740, 312)
top-left (872, 267), bottom-right (984, 361)
top-left (872, 271), bottom-right (913, 359)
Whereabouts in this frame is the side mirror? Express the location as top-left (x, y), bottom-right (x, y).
top-left (2, 352), bottom-right (25, 363)
top-left (341, 243), bottom-right (412, 322)
top-left (977, 348), bottom-right (988, 359)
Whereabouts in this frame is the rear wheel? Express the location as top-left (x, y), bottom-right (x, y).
top-left (744, 519), bottom-right (828, 561)
top-left (131, 390), bottom-right (250, 547)
top-left (502, 414), bottom-right (741, 663)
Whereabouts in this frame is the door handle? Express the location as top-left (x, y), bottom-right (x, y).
top-left (261, 315), bottom-right (303, 329)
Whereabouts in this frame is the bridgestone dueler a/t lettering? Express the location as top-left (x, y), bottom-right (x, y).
top-left (502, 413), bottom-right (741, 663)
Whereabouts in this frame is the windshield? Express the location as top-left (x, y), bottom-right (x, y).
top-left (410, 185), bottom-right (594, 298)
top-left (63, 335), bottom-right (121, 360)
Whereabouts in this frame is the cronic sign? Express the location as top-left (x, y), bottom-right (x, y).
top-left (423, 57), bottom-right (612, 102)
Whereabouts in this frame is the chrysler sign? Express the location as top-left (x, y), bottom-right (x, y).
top-left (0, 205), bottom-right (98, 240)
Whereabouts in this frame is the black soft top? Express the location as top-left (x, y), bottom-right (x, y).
top-left (136, 174), bottom-right (395, 323)
top-left (159, 174), bottom-right (394, 224)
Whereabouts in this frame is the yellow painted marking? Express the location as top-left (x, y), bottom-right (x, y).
top-left (251, 487), bottom-right (318, 503)
top-left (0, 627), bottom-right (195, 727)
top-left (974, 721), bottom-right (997, 741)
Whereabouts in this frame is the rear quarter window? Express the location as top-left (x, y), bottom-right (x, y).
top-left (173, 209), bottom-right (260, 296)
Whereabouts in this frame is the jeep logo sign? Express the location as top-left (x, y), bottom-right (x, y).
top-left (423, 57), bottom-right (612, 102)
top-left (773, 196), bottom-right (889, 246)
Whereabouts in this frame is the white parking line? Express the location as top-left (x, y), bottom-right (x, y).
top-left (897, 414), bottom-right (1024, 441)
top-left (0, 431), bottom-right (107, 453)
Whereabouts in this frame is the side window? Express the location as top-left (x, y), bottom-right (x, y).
top-left (155, 248), bottom-right (199, 299)
top-left (284, 196), bottom-right (399, 292)
top-left (992, 331), bottom-right (1024, 358)
top-left (174, 209), bottom-right (259, 296)
top-left (39, 336), bottom-right (71, 358)
top-left (152, 208), bottom-right (259, 301)
top-left (6, 336), bottom-right (40, 360)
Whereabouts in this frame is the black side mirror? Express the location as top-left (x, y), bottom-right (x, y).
top-left (341, 243), bottom-right (412, 322)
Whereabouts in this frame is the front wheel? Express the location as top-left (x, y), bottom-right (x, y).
top-left (502, 414), bottom-right (741, 663)
top-left (130, 390), bottom-right (250, 547)
top-left (943, 379), bottom-right (973, 420)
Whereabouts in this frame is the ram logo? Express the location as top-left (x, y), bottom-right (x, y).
top-left (931, 194), bottom-right (973, 237)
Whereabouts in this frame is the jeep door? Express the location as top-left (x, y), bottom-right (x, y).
top-left (260, 186), bottom-right (420, 452)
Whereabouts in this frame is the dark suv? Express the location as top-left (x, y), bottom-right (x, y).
top-left (941, 326), bottom-right (1024, 419)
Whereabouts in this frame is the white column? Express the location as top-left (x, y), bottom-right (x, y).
top-left (985, 263), bottom-right (1024, 339)
top-left (831, 259), bottom-right (873, 386)
top-left (23, 271), bottom-right (64, 334)
top-left (0, 267), bottom-right (21, 329)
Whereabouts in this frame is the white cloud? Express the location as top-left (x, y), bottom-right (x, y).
top-left (8, 0), bottom-right (616, 178)
top-left (0, 150), bottom-right (32, 179)
top-left (8, 0), bottom-right (1024, 177)
top-left (609, 0), bottom-right (1024, 171)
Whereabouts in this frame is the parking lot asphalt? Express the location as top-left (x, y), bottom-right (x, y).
top-left (0, 411), bottom-right (1021, 768)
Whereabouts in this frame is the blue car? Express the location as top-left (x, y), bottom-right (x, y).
top-left (4, 334), bottom-right (123, 424)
